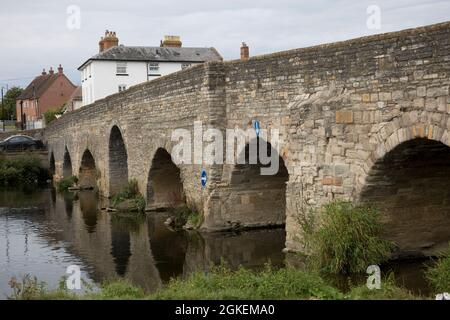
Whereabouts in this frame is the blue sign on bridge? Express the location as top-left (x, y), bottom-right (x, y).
top-left (201, 169), bottom-right (207, 188)
top-left (253, 120), bottom-right (261, 137)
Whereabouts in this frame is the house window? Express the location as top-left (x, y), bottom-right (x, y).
top-left (118, 85), bottom-right (127, 92)
top-left (148, 62), bottom-right (159, 72)
top-left (116, 62), bottom-right (127, 75)
top-left (181, 63), bottom-right (191, 70)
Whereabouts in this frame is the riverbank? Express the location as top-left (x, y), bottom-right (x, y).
top-left (7, 265), bottom-right (426, 300)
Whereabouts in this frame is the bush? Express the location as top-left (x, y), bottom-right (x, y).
top-left (0, 155), bottom-right (50, 186)
top-left (167, 205), bottom-right (202, 229)
top-left (299, 200), bottom-right (394, 274)
top-left (425, 244), bottom-right (450, 293)
top-left (43, 108), bottom-right (63, 125)
top-left (56, 176), bottom-right (78, 192)
top-left (111, 180), bottom-right (146, 212)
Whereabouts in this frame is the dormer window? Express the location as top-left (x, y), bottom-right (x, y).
top-left (181, 63), bottom-right (191, 70)
top-left (116, 62), bottom-right (127, 75)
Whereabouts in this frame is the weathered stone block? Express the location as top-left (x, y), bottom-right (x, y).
top-left (335, 110), bottom-right (354, 124)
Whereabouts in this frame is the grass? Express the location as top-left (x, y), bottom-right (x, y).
top-left (111, 179), bottom-right (146, 212)
top-left (298, 200), bottom-right (394, 274)
top-left (9, 265), bottom-right (428, 300)
top-left (0, 155), bottom-right (50, 187)
top-left (56, 176), bottom-right (78, 192)
top-left (425, 244), bottom-right (450, 293)
top-left (151, 265), bottom-right (343, 300)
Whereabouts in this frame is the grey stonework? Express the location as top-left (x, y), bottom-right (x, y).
top-left (44, 21), bottom-right (450, 256)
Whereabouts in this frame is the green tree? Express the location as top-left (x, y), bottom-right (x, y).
top-left (1, 87), bottom-right (23, 120)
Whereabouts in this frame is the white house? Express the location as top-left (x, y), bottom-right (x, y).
top-left (78, 31), bottom-right (223, 106)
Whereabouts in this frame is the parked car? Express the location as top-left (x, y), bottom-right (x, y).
top-left (0, 135), bottom-right (44, 151)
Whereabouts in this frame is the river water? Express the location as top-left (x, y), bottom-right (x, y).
top-left (0, 188), bottom-right (432, 299)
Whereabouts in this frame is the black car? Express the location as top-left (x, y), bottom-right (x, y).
top-left (0, 135), bottom-right (44, 151)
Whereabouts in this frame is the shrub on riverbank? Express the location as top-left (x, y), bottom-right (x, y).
top-left (425, 244), bottom-right (450, 293)
top-left (56, 176), bottom-right (78, 192)
top-left (0, 155), bottom-right (50, 187)
top-left (165, 205), bottom-right (203, 230)
top-left (298, 200), bottom-right (394, 274)
top-left (111, 180), bottom-right (146, 212)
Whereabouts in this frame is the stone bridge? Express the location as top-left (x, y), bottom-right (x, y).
top-left (44, 21), bottom-right (450, 257)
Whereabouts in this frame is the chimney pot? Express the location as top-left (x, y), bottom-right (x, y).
top-left (58, 64), bottom-right (63, 74)
top-left (49, 67), bottom-right (54, 75)
top-left (99, 30), bottom-right (119, 52)
top-left (240, 42), bottom-right (249, 60)
top-left (161, 35), bottom-right (182, 48)
top-left (42, 68), bottom-right (47, 75)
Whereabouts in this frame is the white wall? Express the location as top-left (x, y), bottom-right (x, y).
top-left (81, 60), bottom-right (202, 105)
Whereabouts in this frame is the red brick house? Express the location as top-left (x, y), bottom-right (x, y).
top-left (16, 65), bottom-right (76, 129)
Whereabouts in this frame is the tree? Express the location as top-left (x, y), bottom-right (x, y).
top-left (1, 87), bottom-right (23, 120)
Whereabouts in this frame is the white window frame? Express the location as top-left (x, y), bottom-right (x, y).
top-left (116, 62), bottom-right (127, 74)
top-left (148, 62), bottom-right (159, 73)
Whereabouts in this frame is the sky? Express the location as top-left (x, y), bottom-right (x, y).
top-left (0, 0), bottom-right (449, 89)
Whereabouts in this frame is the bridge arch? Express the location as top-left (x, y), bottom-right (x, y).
top-left (225, 138), bottom-right (289, 228)
top-left (79, 149), bottom-right (97, 190)
top-left (63, 147), bottom-right (73, 178)
top-left (146, 147), bottom-right (184, 210)
top-left (358, 122), bottom-right (450, 257)
top-left (108, 125), bottom-right (129, 196)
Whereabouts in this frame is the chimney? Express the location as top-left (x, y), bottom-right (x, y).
top-left (41, 68), bottom-right (47, 75)
top-left (161, 35), bottom-right (182, 48)
top-left (58, 64), bottom-right (64, 74)
top-left (240, 42), bottom-right (249, 60)
top-left (49, 67), bottom-right (54, 75)
top-left (99, 30), bottom-right (119, 53)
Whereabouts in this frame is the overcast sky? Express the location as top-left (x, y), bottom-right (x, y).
top-left (0, 0), bottom-right (449, 89)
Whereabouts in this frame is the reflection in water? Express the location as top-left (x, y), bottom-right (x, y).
top-left (110, 220), bottom-right (132, 276)
top-left (0, 188), bottom-right (434, 298)
top-left (0, 188), bottom-right (288, 298)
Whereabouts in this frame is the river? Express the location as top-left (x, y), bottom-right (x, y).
top-left (0, 188), bottom-right (432, 299)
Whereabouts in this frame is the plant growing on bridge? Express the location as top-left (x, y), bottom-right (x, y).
top-left (425, 244), bottom-right (450, 293)
top-left (111, 179), bottom-right (146, 212)
top-left (298, 200), bottom-right (394, 274)
top-left (56, 176), bottom-right (78, 192)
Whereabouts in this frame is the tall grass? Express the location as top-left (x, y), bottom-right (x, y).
top-left (425, 244), bottom-right (450, 293)
top-left (298, 200), bottom-right (394, 274)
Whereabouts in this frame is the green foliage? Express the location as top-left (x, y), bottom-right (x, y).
top-left (93, 279), bottom-right (146, 300)
top-left (43, 107), bottom-right (63, 125)
top-left (56, 176), bottom-right (78, 192)
top-left (111, 179), bottom-right (146, 212)
top-left (151, 265), bottom-right (343, 300)
top-left (425, 244), bottom-right (450, 293)
top-left (0, 155), bottom-right (50, 186)
top-left (167, 205), bottom-right (202, 229)
top-left (2, 87), bottom-right (23, 120)
top-left (298, 200), bottom-right (394, 274)
top-left (8, 274), bottom-right (46, 300)
top-left (347, 273), bottom-right (420, 300)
